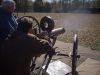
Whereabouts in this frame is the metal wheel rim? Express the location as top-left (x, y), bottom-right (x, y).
top-left (72, 34), bottom-right (78, 75)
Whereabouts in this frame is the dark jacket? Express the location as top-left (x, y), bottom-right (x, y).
top-left (0, 6), bottom-right (17, 42)
top-left (0, 31), bottom-right (53, 75)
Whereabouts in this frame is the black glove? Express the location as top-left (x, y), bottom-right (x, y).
top-left (47, 47), bottom-right (56, 57)
top-left (38, 31), bottom-right (50, 40)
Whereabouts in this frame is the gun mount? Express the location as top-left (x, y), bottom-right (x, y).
top-left (17, 16), bottom-right (79, 75)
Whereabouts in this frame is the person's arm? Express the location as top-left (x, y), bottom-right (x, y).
top-left (29, 34), bottom-right (54, 55)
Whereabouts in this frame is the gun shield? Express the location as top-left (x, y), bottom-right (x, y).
top-left (40, 16), bottom-right (55, 32)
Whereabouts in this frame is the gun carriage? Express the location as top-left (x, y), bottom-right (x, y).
top-left (17, 16), bottom-right (80, 75)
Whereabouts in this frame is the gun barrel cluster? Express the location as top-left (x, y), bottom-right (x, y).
top-left (50, 27), bottom-right (65, 37)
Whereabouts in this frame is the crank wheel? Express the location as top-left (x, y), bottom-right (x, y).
top-left (17, 16), bottom-right (41, 34)
top-left (72, 34), bottom-right (78, 75)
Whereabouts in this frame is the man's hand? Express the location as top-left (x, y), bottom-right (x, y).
top-left (38, 31), bottom-right (49, 40)
top-left (47, 47), bottom-right (56, 56)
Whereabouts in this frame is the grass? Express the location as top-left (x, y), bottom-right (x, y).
top-left (15, 12), bottom-right (100, 51)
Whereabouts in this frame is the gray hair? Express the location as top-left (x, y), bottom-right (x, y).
top-left (1, 0), bottom-right (15, 9)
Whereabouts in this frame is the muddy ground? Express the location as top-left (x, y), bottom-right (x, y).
top-left (16, 13), bottom-right (100, 50)
top-left (32, 40), bottom-right (100, 75)
top-left (55, 13), bottom-right (100, 51)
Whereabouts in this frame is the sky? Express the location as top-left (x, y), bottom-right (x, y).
top-left (32, 0), bottom-right (53, 3)
top-left (32, 0), bottom-right (94, 2)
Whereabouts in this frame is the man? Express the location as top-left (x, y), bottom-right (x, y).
top-left (0, 0), bottom-right (17, 46)
top-left (0, 17), bottom-right (54, 75)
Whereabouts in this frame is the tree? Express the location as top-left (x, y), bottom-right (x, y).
top-left (33, 0), bottom-right (52, 12)
top-left (43, 2), bottom-right (52, 12)
top-left (33, 0), bottom-right (43, 12)
top-left (14, 0), bottom-right (31, 12)
top-left (96, 0), bottom-right (100, 8)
